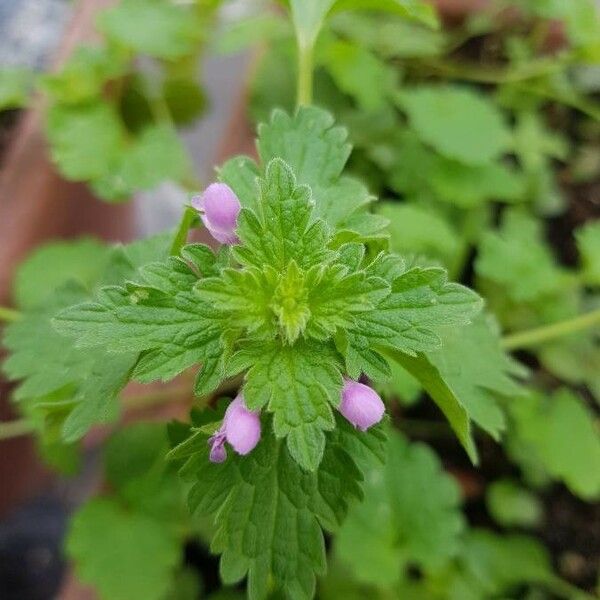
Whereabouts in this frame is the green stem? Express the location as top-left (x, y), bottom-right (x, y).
top-left (170, 206), bottom-right (197, 256)
top-left (502, 308), bottom-right (600, 351)
top-left (296, 42), bottom-right (314, 107)
top-left (0, 419), bottom-right (34, 441)
top-left (0, 306), bottom-right (20, 323)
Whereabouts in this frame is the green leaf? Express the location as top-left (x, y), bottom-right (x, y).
top-left (459, 530), bottom-right (555, 595)
top-left (378, 202), bottom-right (459, 268)
top-left (354, 264), bottom-right (483, 355)
top-left (256, 107), bottom-right (385, 237)
top-left (93, 125), bottom-right (190, 199)
top-left (163, 78), bottom-right (207, 125)
top-left (476, 209), bottom-right (570, 302)
top-left (13, 239), bottom-right (111, 311)
top-left (576, 220), bottom-right (600, 285)
top-left (228, 340), bottom-right (343, 471)
top-left (332, 0), bottom-right (439, 29)
top-left (321, 39), bottom-right (396, 111)
top-left (67, 498), bottom-right (180, 600)
top-left (289, 0), bottom-right (337, 48)
top-left (486, 480), bottom-right (543, 528)
top-left (54, 251), bottom-right (224, 391)
top-left (336, 431), bottom-right (464, 585)
top-left (46, 102), bottom-right (124, 181)
top-left (331, 12), bottom-right (444, 59)
top-left (233, 158), bottom-right (332, 272)
top-left (381, 349), bottom-right (478, 463)
top-left (3, 234), bottom-right (171, 442)
top-left (179, 420), bottom-right (383, 600)
top-left (506, 388), bottom-right (600, 500)
top-left (42, 45), bottom-right (128, 104)
top-left (397, 86), bottom-right (511, 165)
top-left (3, 286), bottom-right (136, 442)
top-left (0, 67), bottom-right (36, 110)
top-left (424, 314), bottom-right (526, 440)
top-left (429, 159), bottom-right (526, 207)
top-left (98, 0), bottom-right (201, 59)
top-left (104, 423), bottom-right (186, 521)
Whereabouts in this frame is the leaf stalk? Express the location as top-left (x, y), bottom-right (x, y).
top-left (502, 308), bottom-right (600, 350)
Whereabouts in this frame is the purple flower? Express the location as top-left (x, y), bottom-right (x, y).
top-left (191, 183), bottom-right (241, 245)
top-left (208, 395), bottom-right (261, 462)
top-left (339, 378), bottom-right (385, 431)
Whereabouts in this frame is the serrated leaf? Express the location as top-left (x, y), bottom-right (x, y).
top-left (13, 239), bottom-right (111, 311)
top-left (67, 498), bottom-right (180, 600)
top-left (46, 102), bottom-right (124, 181)
top-left (98, 0), bottom-right (201, 59)
top-left (3, 234), bottom-right (171, 442)
top-left (233, 158), bottom-right (332, 272)
top-left (336, 431), bottom-right (464, 585)
top-left (228, 340), bottom-right (343, 471)
top-left (180, 420), bottom-right (382, 600)
top-left (257, 107), bottom-right (385, 237)
top-left (54, 251), bottom-right (224, 391)
top-left (397, 86), bottom-right (511, 165)
top-left (353, 264), bottom-right (483, 355)
top-left (382, 348), bottom-right (478, 463)
top-left (425, 314), bottom-right (526, 440)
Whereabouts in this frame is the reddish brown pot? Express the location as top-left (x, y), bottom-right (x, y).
top-left (0, 0), bottom-right (133, 518)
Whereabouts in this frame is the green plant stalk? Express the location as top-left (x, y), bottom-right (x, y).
top-left (0, 306), bottom-right (20, 323)
top-left (170, 206), bottom-right (198, 256)
top-left (502, 308), bottom-right (600, 350)
top-left (296, 42), bottom-right (314, 106)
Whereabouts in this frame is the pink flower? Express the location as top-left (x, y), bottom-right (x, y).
top-left (191, 183), bottom-right (241, 245)
top-left (208, 395), bottom-right (261, 462)
top-left (339, 378), bottom-right (385, 431)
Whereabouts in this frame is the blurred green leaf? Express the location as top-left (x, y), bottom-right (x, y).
top-left (13, 239), bottom-right (110, 311)
top-left (43, 45), bottom-right (129, 104)
top-left (476, 209), bottom-right (570, 302)
top-left (507, 388), bottom-right (600, 500)
top-left (0, 68), bottom-right (36, 110)
top-left (98, 0), bottom-right (201, 59)
top-left (397, 86), bottom-right (512, 165)
top-left (163, 78), bottom-right (207, 125)
top-left (67, 498), bottom-right (180, 600)
top-left (486, 479), bottom-right (543, 528)
top-left (336, 431), bottom-right (464, 584)
top-left (46, 102), bottom-right (124, 180)
top-left (320, 39), bottom-right (396, 111)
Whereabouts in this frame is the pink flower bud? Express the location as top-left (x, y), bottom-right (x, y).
top-left (223, 395), bottom-right (261, 455)
top-left (208, 432), bottom-right (227, 463)
top-left (208, 395), bottom-right (261, 462)
top-left (191, 183), bottom-right (241, 245)
top-left (339, 379), bottom-right (385, 431)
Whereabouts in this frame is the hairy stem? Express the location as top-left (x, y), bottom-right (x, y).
top-left (502, 308), bottom-right (600, 351)
top-left (0, 306), bottom-right (21, 323)
top-left (296, 42), bottom-right (314, 107)
top-left (170, 206), bottom-right (198, 256)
